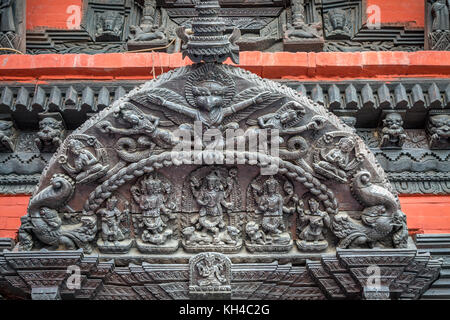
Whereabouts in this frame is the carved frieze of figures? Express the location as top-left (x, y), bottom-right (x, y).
top-left (95, 10), bottom-right (124, 42)
top-left (189, 252), bottom-right (231, 299)
top-left (0, 118), bottom-right (17, 152)
top-left (426, 113), bottom-right (450, 149)
top-left (312, 132), bottom-right (364, 183)
top-left (35, 113), bottom-right (65, 153)
top-left (245, 175), bottom-right (296, 252)
top-left (58, 134), bottom-right (110, 184)
top-left (297, 197), bottom-right (330, 251)
top-left (324, 8), bottom-right (352, 40)
top-left (379, 112), bottom-right (406, 149)
top-left (181, 167), bottom-right (242, 253)
top-left (131, 173), bottom-right (178, 253)
top-left (96, 196), bottom-right (132, 254)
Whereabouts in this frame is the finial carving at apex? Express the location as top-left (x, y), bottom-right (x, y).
top-left (175, 0), bottom-right (241, 64)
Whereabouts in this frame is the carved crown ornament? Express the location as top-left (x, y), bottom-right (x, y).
top-left (7, 0), bottom-right (440, 301)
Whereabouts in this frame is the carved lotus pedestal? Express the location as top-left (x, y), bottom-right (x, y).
top-left (136, 239), bottom-right (179, 254)
top-left (97, 238), bottom-right (134, 254)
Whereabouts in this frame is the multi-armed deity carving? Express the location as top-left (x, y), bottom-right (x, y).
top-left (246, 175), bottom-right (296, 252)
top-left (58, 134), bottom-right (110, 184)
top-left (379, 112), bottom-right (406, 149)
top-left (181, 167), bottom-right (242, 252)
top-left (426, 114), bottom-right (450, 149)
top-left (35, 114), bottom-right (66, 153)
top-left (131, 173), bottom-right (177, 253)
top-left (0, 119), bottom-right (17, 152)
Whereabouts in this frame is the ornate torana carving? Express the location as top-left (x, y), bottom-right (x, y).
top-left (379, 113), bottom-right (406, 149)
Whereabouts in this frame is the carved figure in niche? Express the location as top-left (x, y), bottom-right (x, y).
top-left (95, 11), bottom-right (124, 42)
top-left (35, 115), bottom-right (65, 153)
top-left (379, 113), bottom-right (406, 149)
top-left (284, 0), bottom-right (321, 39)
top-left (332, 171), bottom-right (408, 249)
top-left (128, 0), bottom-right (166, 43)
top-left (189, 252), bottom-right (231, 299)
top-left (427, 114), bottom-right (450, 149)
top-left (96, 196), bottom-right (132, 253)
top-left (131, 173), bottom-right (178, 253)
top-left (181, 167), bottom-right (242, 252)
top-left (145, 64), bottom-right (272, 128)
top-left (0, 119), bottom-right (16, 152)
top-left (60, 136), bottom-right (109, 184)
top-left (246, 175), bottom-right (296, 252)
top-left (324, 8), bottom-right (352, 39)
top-left (313, 133), bottom-right (363, 183)
top-left (0, 0), bottom-right (15, 35)
top-left (297, 198), bottom-right (330, 251)
top-left (430, 0), bottom-right (450, 31)
top-left (98, 102), bottom-right (177, 149)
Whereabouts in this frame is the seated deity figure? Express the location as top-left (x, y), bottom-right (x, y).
top-left (129, 25), bottom-right (166, 42)
top-left (68, 140), bottom-right (107, 183)
top-left (315, 137), bottom-right (357, 182)
top-left (191, 171), bottom-right (233, 243)
top-left (298, 198), bottom-right (330, 249)
top-left (98, 196), bottom-right (125, 244)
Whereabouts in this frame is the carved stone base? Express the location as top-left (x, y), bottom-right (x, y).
top-left (127, 40), bottom-right (169, 52)
top-left (97, 239), bottom-right (134, 254)
top-left (283, 38), bottom-right (324, 52)
top-left (296, 240), bottom-right (328, 252)
top-left (136, 239), bottom-right (179, 254)
top-left (245, 240), bottom-right (294, 253)
top-left (182, 240), bottom-right (243, 253)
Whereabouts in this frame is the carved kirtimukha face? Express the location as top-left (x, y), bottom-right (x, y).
top-left (38, 118), bottom-right (63, 139)
top-left (429, 115), bottom-right (450, 138)
top-left (383, 113), bottom-right (403, 130)
top-left (330, 9), bottom-right (346, 30)
top-left (101, 12), bottom-right (118, 32)
top-left (192, 81), bottom-right (226, 111)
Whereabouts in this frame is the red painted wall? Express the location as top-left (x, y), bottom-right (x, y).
top-left (27, 0), bottom-right (83, 31)
top-left (0, 195), bottom-right (449, 240)
top-left (366, 0), bottom-right (425, 29)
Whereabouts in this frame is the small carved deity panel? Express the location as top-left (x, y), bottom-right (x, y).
top-left (181, 167), bottom-right (242, 253)
top-left (379, 113), bottom-right (406, 149)
top-left (312, 132), bottom-right (364, 183)
top-left (245, 175), bottom-right (297, 252)
top-left (95, 10), bottom-right (124, 42)
top-left (58, 135), bottom-right (110, 184)
top-left (128, 0), bottom-right (167, 47)
top-left (189, 252), bottom-right (231, 299)
top-left (0, 119), bottom-right (17, 152)
top-left (297, 198), bottom-right (330, 251)
top-left (426, 114), bottom-right (450, 149)
top-left (131, 172), bottom-right (178, 253)
top-left (96, 195), bottom-right (132, 254)
top-left (35, 114), bottom-right (66, 153)
top-left (324, 8), bottom-right (352, 40)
